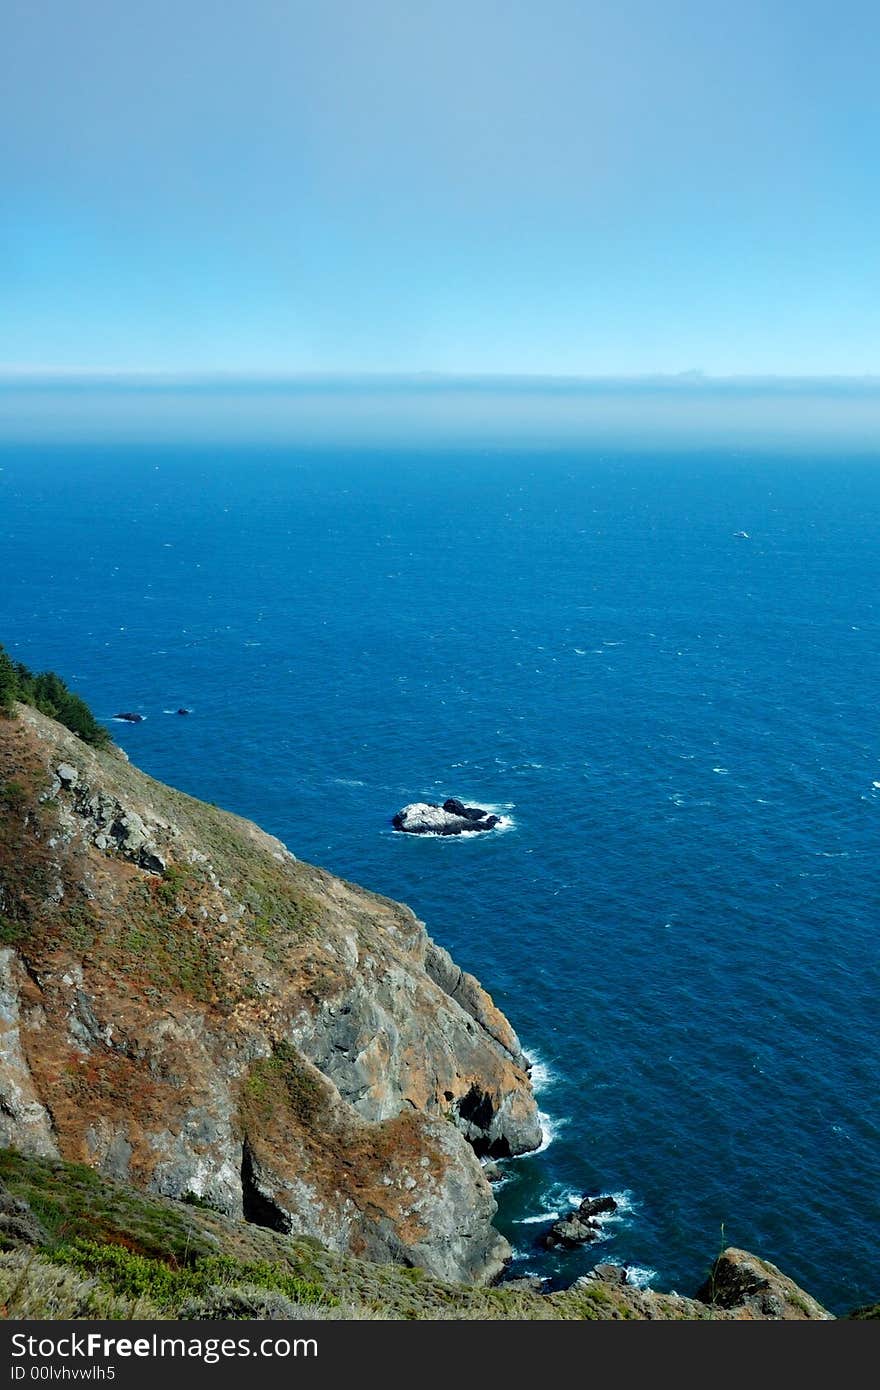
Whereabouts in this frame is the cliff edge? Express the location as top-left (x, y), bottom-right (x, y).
top-left (0, 703), bottom-right (541, 1284)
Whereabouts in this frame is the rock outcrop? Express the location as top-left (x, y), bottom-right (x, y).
top-left (543, 1194), bottom-right (618, 1249)
top-left (393, 799), bottom-right (503, 836)
top-left (569, 1251), bottom-right (831, 1319)
top-left (695, 1248), bottom-right (832, 1319)
top-left (0, 704), bottom-right (541, 1284)
top-left (0, 1177), bottom-right (49, 1248)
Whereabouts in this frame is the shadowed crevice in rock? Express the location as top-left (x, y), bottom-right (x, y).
top-left (454, 1084), bottom-right (512, 1158)
top-left (240, 1141), bottom-right (290, 1234)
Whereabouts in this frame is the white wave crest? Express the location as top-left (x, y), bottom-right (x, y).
top-left (534, 1110), bottom-right (568, 1153)
top-left (526, 1050), bottom-right (559, 1095)
top-left (514, 1210), bottom-right (561, 1225)
top-left (595, 1261), bottom-right (658, 1288)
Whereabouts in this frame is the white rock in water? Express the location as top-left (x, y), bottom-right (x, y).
top-left (392, 800), bottom-right (502, 836)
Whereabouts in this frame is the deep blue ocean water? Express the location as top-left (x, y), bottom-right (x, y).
top-left (2, 441), bottom-right (878, 1313)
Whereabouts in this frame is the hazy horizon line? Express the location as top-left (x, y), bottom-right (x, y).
top-left (3, 369), bottom-right (880, 392)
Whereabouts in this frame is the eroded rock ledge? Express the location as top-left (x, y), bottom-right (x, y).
top-left (0, 704), bottom-right (541, 1284)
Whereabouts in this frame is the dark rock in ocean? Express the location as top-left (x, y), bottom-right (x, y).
top-left (394, 800), bottom-right (503, 836)
top-left (542, 1194), bottom-right (618, 1249)
top-left (443, 798), bottom-right (496, 824)
top-left (578, 1194), bottom-right (618, 1220)
top-left (114, 712), bottom-right (144, 723)
top-left (176, 708), bottom-right (192, 716)
top-left (542, 1212), bottom-right (602, 1249)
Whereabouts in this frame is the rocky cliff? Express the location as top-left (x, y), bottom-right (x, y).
top-left (0, 703), bottom-right (542, 1284)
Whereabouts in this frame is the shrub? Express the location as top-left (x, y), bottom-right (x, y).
top-left (48, 1238), bottom-right (333, 1314)
top-left (0, 643), bottom-right (109, 747)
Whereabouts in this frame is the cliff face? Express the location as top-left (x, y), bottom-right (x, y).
top-left (0, 705), bottom-right (541, 1283)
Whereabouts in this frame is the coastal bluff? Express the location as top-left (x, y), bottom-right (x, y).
top-left (0, 703), bottom-right (541, 1284)
top-left (0, 700), bottom-right (841, 1318)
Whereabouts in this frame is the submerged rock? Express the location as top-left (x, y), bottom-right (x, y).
top-left (393, 799), bottom-right (502, 836)
top-left (113, 712), bottom-right (144, 723)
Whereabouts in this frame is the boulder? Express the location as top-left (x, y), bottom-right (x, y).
top-left (113, 712), bottom-right (144, 723)
top-left (579, 1194), bottom-right (618, 1219)
top-left (696, 1247), bottom-right (832, 1319)
top-left (108, 811), bottom-right (167, 874)
top-left (542, 1212), bottom-right (602, 1249)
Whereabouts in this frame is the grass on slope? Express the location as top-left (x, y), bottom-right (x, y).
top-left (0, 1150), bottom-right (642, 1321)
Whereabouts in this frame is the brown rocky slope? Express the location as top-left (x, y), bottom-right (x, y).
top-left (0, 703), bottom-right (542, 1284)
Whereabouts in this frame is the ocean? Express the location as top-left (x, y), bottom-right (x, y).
top-left (2, 439), bottom-right (878, 1313)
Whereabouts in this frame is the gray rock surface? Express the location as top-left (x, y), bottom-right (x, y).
top-left (0, 1180), bottom-right (49, 1248)
top-left (696, 1248), bottom-right (833, 1319)
top-left (392, 801), bottom-right (503, 836)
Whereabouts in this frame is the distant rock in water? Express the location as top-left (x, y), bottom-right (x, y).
top-left (393, 799), bottom-right (503, 836)
top-left (176, 708), bottom-right (192, 716)
top-left (113, 712), bottom-right (144, 723)
top-left (542, 1194), bottom-right (618, 1249)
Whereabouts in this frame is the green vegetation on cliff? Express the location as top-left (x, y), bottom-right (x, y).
top-left (0, 1151), bottom-right (835, 1321)
top-left (0, 644), bottom-right (109, 747)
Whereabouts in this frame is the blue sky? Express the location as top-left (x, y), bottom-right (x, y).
top-left (2, 1), bottom-right (879, 375)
